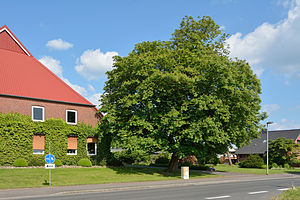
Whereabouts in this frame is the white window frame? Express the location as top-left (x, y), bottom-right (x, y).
top-left (33, 149), bottom-right (44, 155)
top-left (67, 149), bottom-right (77, 155)
top-left (87, 143), bottom-right (97, 156)
top-left (32, 106), bottom-right (45, 122)
top-left (66, 110), bottom-right (77, 125)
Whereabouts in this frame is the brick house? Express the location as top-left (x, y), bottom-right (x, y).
top-left (235, 129), bottom-right (300, 162)
top-left (0, 25), bottom-right (101, 156)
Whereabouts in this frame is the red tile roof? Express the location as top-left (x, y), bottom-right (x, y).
top-left (0, 25), bottom-right (95, 107)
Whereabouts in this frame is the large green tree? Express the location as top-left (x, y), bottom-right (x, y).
top-left (100, 16), bottom-right (265, 172)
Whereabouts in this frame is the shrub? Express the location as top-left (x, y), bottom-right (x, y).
top-left (284, 163), bottom-right (291, 169)
top-left (55, 159), bottom-right (63, 167)
top-left (239, 155), bottom-right (264, 168)
top-left (113, 150), bottom-right (150, 165)
top-left (107, 156), bottom-right (123, 167)
top-left (155, 157), bottom-right (170, 165)
top-left (179, 155), bottom-right (198, 166)
top-left (13, 158), bottom-right (28, 167)
top-left (181, 161), bottom-right (191, 167)
top-left (77, 158), bottom-right (92, 167)
top-left (28, 156), bottom-right (44, 166)
top-left (189, 165), bottom-right (210, 171)
top-left (261, 164), bottom-right (267, 169)
top-left (272, 163), bottom-right (279, 169)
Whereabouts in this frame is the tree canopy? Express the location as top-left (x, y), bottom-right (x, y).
top-left (100, 16), bottom-right (265, 171)
top-left (269, 137), bottom-right (300, 167)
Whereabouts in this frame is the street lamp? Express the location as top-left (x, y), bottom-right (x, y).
top-left (266, 121), bottom-right (273, 175)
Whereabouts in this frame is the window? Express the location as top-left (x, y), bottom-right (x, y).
top-left (33, 149), bottom-right (44, 154)
top-left (67, 149), bottom-right (77, 155)
top-left (32, 106), bottom-right (44, 122)
top-left (297, 140), bottom-right (300, 144)
top-left (66, 110), bottom-right (77, 125)
top-left (67, 136), bottom-right (77, 155)
top-left (87, 137), bottom-right (98, 155)
top-left (33, 134), bottom-right (45, 154)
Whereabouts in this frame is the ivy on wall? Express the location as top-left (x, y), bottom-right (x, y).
top-left (0, 112), bottom-right (101, 166)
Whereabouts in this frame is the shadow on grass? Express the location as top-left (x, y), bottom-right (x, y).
top-left (286, 171), bottom-right (300, 175)
top-left (109, 166), bottom-right (211, 178)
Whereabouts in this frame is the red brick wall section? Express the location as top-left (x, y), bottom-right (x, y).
top-left (0, 96), bottom-right (99, 126)
top-left (67, 136), bottom-right (77, 149)
top-left (32, 135), bottom-right (45, 150)
top-left (87, 137), bottom-right (98, 143)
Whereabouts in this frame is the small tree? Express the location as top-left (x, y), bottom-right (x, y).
top-left (269, 137), bottom-right (299, 166)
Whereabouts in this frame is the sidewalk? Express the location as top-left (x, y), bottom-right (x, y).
top-left (0, 172), bottom-right (298, 200)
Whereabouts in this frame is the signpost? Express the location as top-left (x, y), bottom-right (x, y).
top-left (45, 142), bottom-right (55, 186)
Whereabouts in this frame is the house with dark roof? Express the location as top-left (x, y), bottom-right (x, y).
top-left (0, 25), bottom-right (102, 156)
top-left (235, 129), bottom-right (300, 162)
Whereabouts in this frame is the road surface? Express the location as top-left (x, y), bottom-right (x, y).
top-left (1, 173), bottom-right (299, 200)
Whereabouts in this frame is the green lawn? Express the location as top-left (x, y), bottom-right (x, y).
top-left (214, 164), bottom-right (300, 175)
top-left (0, 167), bottom-right (215, 189)
top-left (271, 188), bottom-right (300, 200)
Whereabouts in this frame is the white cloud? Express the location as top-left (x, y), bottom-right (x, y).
top-left (75, 49), bottom-right (118, 80)
top-left (227, 0), bottom-right (300, 79)
top-left (269, 118), bottom-right (300, 130)
top-left (39, 56), bottom-right (87, 96)
top-left (62, 78), bottom-right (88, 96)
top-left (263, 104), bottom-right (280, 115)
top-left (86, 93), bottom-right (102, 108)
top-left (46, 38), bottom-right (73, 50)
top-left (88, 84), bottom-right (96, 92)
top-left (39, 56), bottom-right (63, 77)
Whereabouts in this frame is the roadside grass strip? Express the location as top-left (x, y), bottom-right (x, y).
top-left (214, 164), bottom-right (300, 175)
top-left (271, 187), bottom-right (300, 200)
top-left (0, 167), bottom-right (215, 189)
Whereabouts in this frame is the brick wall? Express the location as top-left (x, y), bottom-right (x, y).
top-left (0, 95), bottom-right (99, 126)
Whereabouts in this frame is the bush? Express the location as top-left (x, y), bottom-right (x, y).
top-left (155, 157), bottom-right (170, 165)
top-left (181, 161), bottom-right (191, 167)
top-left (77, 158), bottom-right (92, 167)
top-left (239, 155), bottom-right (264, 168)
top-left (113, 150), bottom-right (150, 165)
top-left (284, 163), bottom-right (291, 169)
top-left (189, 165), bottom-right (210, 171)
top-left (150, 163), bottom-right (169, 167)
top-left (13, 158), bottom-right (28, 167)
top-left (272, 163), bottom-right (279, 169)
top-left (261, 164), bottom-right (267, 169)
top-left (28, 156), bottom-right (44, 166)
top-left (179, 155), bottom-right (198, 166)
top-left (55, 159), bottom-right (63, 167)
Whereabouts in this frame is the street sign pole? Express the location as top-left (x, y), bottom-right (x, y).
top-left (49, 142), bottom-right (51, 187)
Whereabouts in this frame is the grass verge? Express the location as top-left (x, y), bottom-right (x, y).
top-left (0, 167), bottom-right (216, 189)
top-left (214, 164), bottom-right (300, 175)
top-left (270, 187), bottom-right (300, 200)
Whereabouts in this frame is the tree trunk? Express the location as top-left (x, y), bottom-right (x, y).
top-left (227, 152), bottom-right (233, 166)
top-left (168, 152), bottom-right (179, 172)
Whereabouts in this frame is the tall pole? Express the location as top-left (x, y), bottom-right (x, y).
top-left (266, 124), bottom-right (269, 175)
top-left (266, 122), bottom-right (273, 175)
top-left (49, 142), bottom-right (51, 187)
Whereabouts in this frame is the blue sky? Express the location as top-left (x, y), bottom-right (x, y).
top-left (1, 0), bottom-right (300, 130)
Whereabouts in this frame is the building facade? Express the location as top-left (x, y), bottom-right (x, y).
top-left (0, 25), bottom-right (102, 163)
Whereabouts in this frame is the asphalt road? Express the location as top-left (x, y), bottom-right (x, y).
top-left (2, 174), bottom-right (299, 200)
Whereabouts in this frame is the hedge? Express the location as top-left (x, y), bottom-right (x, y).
top-left (0, 112), bottom-right (101, 166)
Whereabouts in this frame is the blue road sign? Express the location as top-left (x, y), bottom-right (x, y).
top-left (45, 154), bottom-right (55, 164)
